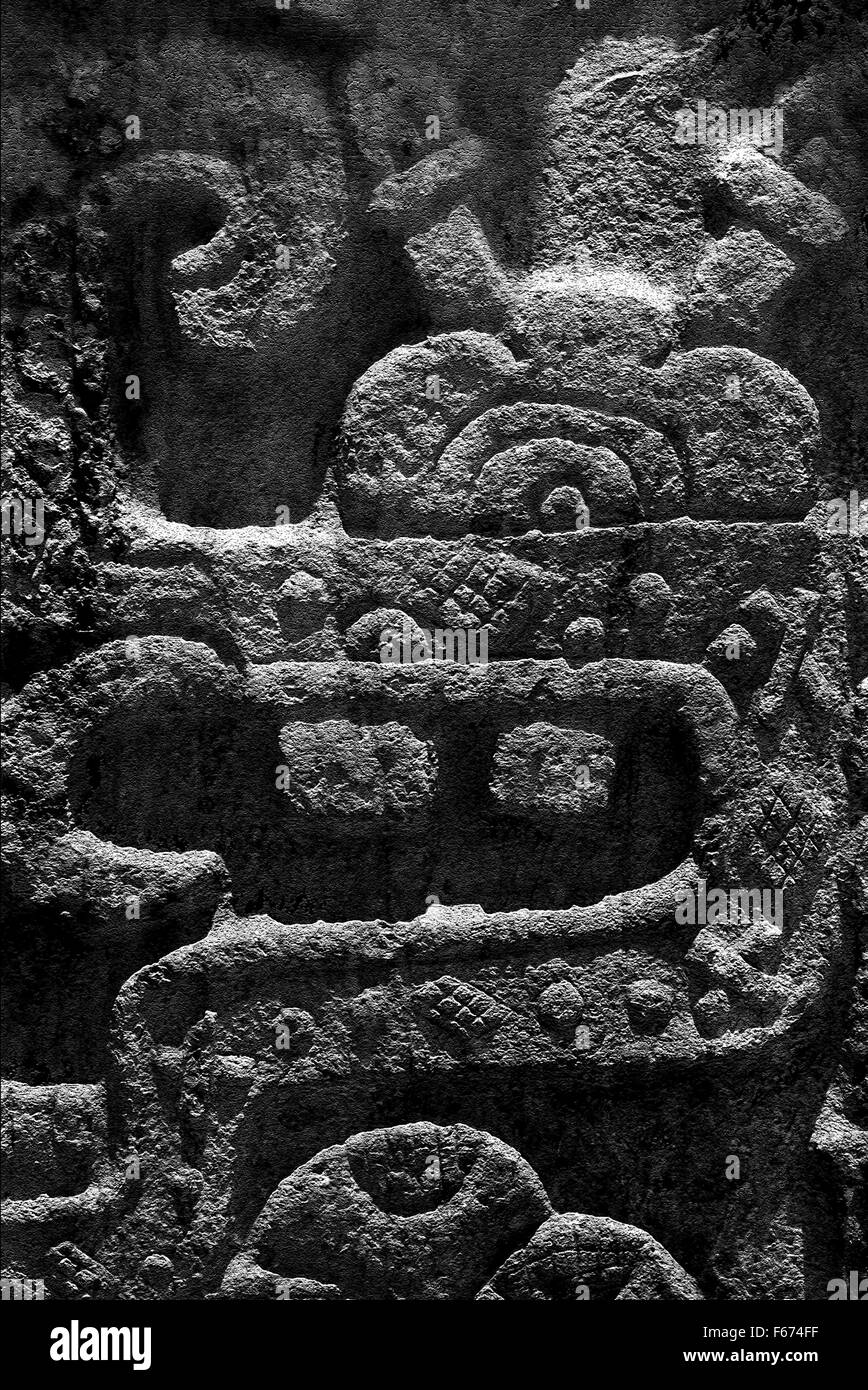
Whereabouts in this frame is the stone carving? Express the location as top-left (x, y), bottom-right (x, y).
top-left (221, 1123), bottom-right (553, 1301)
top-left (335, 333), bottom-right (820, 538)
top-left (219, 1122), bottom-right (698, 1302)
top-left (2, 0), bottom-right (865, 1304)
top-left (477, 1213), bottom-right (701, 1301)
top-left (413, 977), bottom-right (515, 1043)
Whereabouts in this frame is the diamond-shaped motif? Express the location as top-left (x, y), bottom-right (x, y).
top-left (751, 777), bottom-right (829, 886)
top-left (413, 976), bottom-right (512, 1042)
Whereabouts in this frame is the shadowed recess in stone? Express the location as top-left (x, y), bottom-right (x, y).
top-left (1, 0), bottom-right (865, 1306)
top-left (64, 663), bottom-right (701, 923)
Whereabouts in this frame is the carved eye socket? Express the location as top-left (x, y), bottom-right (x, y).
top-left (491, 724), bottom-right (615, 815)
top-left (345, 1126), bottom-right (472, 1215)
top-left (481, 713), bottom-right (698, 911)
top-left (276, 719), bottom-right (437, 830)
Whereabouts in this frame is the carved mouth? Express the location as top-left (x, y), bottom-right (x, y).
top-left (57, 651), bottom-right (707, 924)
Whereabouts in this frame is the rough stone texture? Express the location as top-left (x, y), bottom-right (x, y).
top-left (222, 1122), bottom-right (553, 1300)
top-left (477, 1211), bottom-right (702, 1300)
top-left (1, 0), bottom-right (866, 1301)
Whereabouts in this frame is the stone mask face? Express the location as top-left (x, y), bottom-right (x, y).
top-left (2, 0), bottom-right (864, 1305)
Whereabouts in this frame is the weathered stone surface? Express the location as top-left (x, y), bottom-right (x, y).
top-left (2, 0), bottom-right (865, 1304)
top-left (477, 1212), bottom-right (702, 1301)
top-left (221, 1123), bottom-right (552, 1300)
